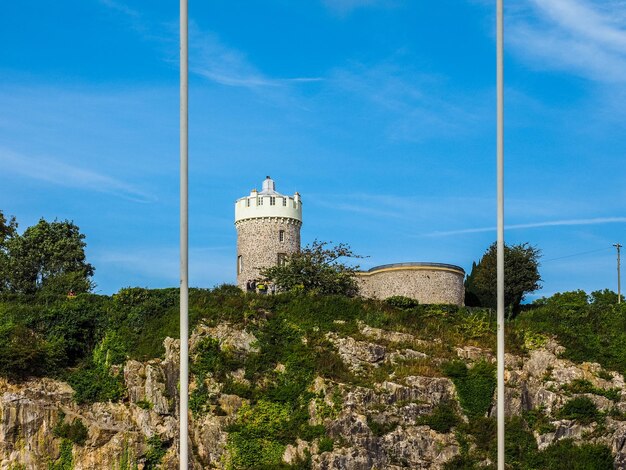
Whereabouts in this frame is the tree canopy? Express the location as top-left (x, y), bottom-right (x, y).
top-left (465, 242), bottom-right (541, 316)
top-left (260, 240), bottom-right (364, 296)
top-left (0, 211), bottom-right (94, 295)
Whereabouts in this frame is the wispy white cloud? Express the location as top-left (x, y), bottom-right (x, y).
top-left (190, 29), bottom-right (322, 89)
top-left (508, 0), bottom-right (626, 82)
top-left (98, 0), bottom-right (139, 18)
top-left (0, 148), bottom-right (156, 203)
top-left (425, 217), bottom-right (626, 237)
top-left (327, 61), bottom-right (488, 141)
top-left (98, 1), bottom-right (323, 91)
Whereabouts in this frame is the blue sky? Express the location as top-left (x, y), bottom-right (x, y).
top-left (1, 0), bottom-right (625, 298)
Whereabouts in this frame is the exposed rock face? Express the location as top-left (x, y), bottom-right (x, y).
top-left (1, 323), bottom-right (626, 469)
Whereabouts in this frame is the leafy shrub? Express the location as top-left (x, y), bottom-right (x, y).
top-left (465, 416), bottom-right (496, 454)
top-left (417, 400), bottom-right (461, 433)
top-left (48, 439), bottom-right (74, 470)
top-left (556, 396), bottom-right (600, 424)
top-left (67, 362), bottom-right (125, 404)
top-left (443, 454), bottom-right (480, 470)
top-left (533, 439), bottom-right (613, 469)
top-left (515, 293), bottom-right (626, 378)
top-left (92, 331), bottom-right (128, 367)
top-left (226, 401), bottom-right (292, 468)
top-left (503, 416), bottom-right (538, 467)
top-left (443, 360), bottom-right (496, 419)
top-left (455, 311), bottom-right (492, 339)
top-left (144, 435), bottom-right (168, 470)
top-left (0, 322), bottom-right (65, 379)
top-left (533, 290), bottom-right (589, 308)
top-left (562, 379), bottom-right (620, 402)
top-left (385, 296), bottom-right (419, 310)
top-left (590, 289), bottom-right (618, 306)
top-left (318, 436), bottom-right (334, 453)
top-left (136, 400), bottom-right (153, 410)
top-left (191, 337), bottom-right (243, 382)
top-left (53, 413), bottom-right (89, 446)
top-left (226, 433), bottom-right (285, 470)
top-left (523, 407), bottom-right (556, 434)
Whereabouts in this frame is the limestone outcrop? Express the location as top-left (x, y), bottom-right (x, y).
top-left (1, 322), bottom-right (625, 469)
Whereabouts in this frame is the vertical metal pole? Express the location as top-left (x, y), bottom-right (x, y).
top-left (179, 0), bottom-right (189, 468)
top-left (614, 243), bottom-right (622, 304)
top-left (496, 1), bottom-right (505, 469)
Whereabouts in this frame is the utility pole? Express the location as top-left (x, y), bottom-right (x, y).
top-left (614, 243), bottom-right (622, 304)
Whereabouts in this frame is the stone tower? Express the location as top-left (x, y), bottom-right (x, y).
top-left (234, 176), bottom-right (302, 288)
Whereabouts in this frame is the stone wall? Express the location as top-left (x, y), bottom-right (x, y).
top-left (236, 217), bottom-right (301, 287)
top-left (356, 264), bottom-right (465, 305)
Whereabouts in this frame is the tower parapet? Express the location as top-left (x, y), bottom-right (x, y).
top-left (235, 177), bottom-right (302, 287)
top-left (235, 177), bottom-right (302, 223)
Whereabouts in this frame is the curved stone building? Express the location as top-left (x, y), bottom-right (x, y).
top-left (234, 176), bottom-right (302, 288)
top-left (356, 262), bottom-right (465, 305)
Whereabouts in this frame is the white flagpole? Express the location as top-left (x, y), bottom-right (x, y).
top-left (179, 0), bottom-right (189, 468)
top-left (496, 0), bottom-right (505, 469)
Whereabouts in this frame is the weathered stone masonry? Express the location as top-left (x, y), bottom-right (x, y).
top-left (236, 218), bottom-right (301, 287)
top-left (356, 263), bottom-right (465, 305)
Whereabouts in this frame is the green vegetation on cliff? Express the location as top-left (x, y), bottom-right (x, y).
top-left (1, 286), bottom-right (625, 468)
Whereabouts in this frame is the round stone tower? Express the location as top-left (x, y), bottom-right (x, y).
top-left (234, 176), bottom-right (302, 288)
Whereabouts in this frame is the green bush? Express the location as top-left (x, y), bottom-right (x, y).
top-left (443, 454), bottom-right (480, 470)
top-left (385, 296), bottom-right (419, 310)
top-left (53, 413), bottom-right (89, 446)
top-left (503, 416), bottom-right (538, 468)
top-left (562, 379), bottom-right (620, 402)
top-left (417, 400), bottom-right (461, 433)
top-left (523, 407), bottom-right (556, 434)
top-left (136, 400), bottom-right (153, 410)
top-left (443, 361), bottom-right (496, 419)
top-left (516, 292), bottom-right (626, 377)
top-left (556, 396), bottom-right (600, 424)
top-left (144, 435), bottom-right (168, 470)
top-left (67, 362), bottom-right (125, 404)
top-left (533, 439), bottom-right (613, 469)
top-left (48, 439), bottom-right (73, 470)
top-left (226, 401), bottom-right (292, 468)
top-left (318, 436), bottom-right (334, 453)
top-left (0, 322), bottom-right (66, 379)
top-left (191, 337), bottom-right (243, 383)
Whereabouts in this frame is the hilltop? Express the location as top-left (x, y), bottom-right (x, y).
top-left (1, 287), bottom-right (626, 469)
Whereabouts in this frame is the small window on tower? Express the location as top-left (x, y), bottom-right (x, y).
top-left (258, 197), bottom-right (263, 206)
top-left (282, 198), bottom-right (287, 206)
top-left (237, 255), bottom-right (243, 274)
top-left (246, 198), bottom-right (250, 207)
top-left (270, 196), bottom-right (276, 206)
top-left (277, 253), bottom-right (286, 266)
top-left (279, 230), bottom-right (285, 242)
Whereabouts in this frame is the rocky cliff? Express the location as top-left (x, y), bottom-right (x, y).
top-left (2, 318), bottom-right (625, 469)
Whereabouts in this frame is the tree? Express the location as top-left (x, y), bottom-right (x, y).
top-left (465, 242), bottom-right (541, 316)
top-left (260, 240), bottom-right (364, 297)
top-left (4, 217), bottom-right (95, 295)
top-left (0, 211), bottom-right (18, 292)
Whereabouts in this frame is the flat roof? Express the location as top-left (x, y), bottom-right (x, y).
top-left (365, 262), bottom-right (465, 274)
